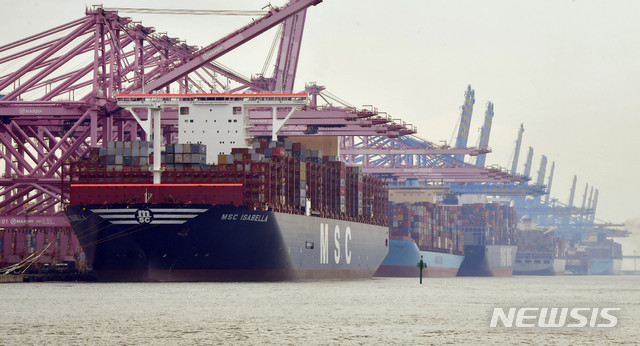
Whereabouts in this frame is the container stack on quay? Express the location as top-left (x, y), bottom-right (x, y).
top-left (459, 203), bottom-right (518, 246)
top-left (388, 202), bottom-right (464, 255)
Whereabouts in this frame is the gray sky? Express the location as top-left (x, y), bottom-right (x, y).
top-left (2, 0), bottom-right (640, 227)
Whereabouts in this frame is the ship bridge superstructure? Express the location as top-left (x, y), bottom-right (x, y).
top-left (116, 92), bottom-right (310, 163)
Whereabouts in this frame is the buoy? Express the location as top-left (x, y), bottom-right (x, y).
top-left (417, 255), bottom-right (427, 284)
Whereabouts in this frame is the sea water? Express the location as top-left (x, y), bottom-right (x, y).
top-left (1, 275), bottom-right (638, 345)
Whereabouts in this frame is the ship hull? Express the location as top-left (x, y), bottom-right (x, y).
top-left (514, 257), bottom-right (566, 276)
top-left (566, 262), bottom-right (590, 275)
top-left (65, 204), bottom-right (389, 282)
top-left (589, 258), bottom-right (622, 275)
top-left (457, 244), bottom-right (517, 277)
top-left (374, 237), bottom-right (463, 277)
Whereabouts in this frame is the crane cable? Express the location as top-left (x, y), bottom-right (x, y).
top-left (104, 8), bottom-right (268, 16)
top-left (262, 24), bottom-right (283, 76)
top-left (69, 215), bottom-right (155, 249)
top-left (1, 242), bottom-right (53, 275)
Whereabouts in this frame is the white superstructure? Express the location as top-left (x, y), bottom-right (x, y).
top-left (117, 93), bottom-right (308, 164)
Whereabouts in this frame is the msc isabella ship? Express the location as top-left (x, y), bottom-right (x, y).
top-left (64, 93), bottom-right (389, 282)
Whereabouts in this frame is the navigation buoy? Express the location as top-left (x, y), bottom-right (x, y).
top-left (417, 255), bottom-right (427, 284)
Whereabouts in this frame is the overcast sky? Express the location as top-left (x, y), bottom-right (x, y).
top-left (2, 0), bottom-right (639, 230)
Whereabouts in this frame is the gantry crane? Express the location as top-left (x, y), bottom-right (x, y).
top-left (0, 1), bottom-right (326, 228)
top-left (474, 102), bottom-right (494, 167)
top-left (336, 85), bottom-right (522, 184)
top-left (427, 88), bottom-right (544, 196)
top-left (0, 1), bottom-right (334, 268)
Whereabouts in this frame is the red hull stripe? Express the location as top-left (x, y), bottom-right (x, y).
top-left (71, 183), bottom-right (243, 187)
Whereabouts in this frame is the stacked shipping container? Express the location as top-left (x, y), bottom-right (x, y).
top-left (386, 202), bottom-right (518, 257)
top-left (163, 143), bottom-right (207, 169)
top-left (210, 139), bottom-right (386, 224)
top-left (584, 239), bottom-right (623, 260)
top-left (388, 202), bottom-right (464, 255)
top-left (67, 138), bottom-right (388, 226)
top-left (459, 203), bottom-right (517, 247)
top-left (516, 225), bottom-right (565, 261)
top-left (94, 141), bottom-right (207, 171)
top-left (565, 249), bottom-right (590, 275)
top-left (98, 141), bottom-right (152, 171)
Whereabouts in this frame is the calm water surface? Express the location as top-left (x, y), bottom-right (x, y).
top-left (1, 275), bottom-right (638, 345)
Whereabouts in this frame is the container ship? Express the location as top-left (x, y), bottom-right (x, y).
top-left (63, 93), bottom-right (389, 282)
top-left (513, 219), bottom-right (566, 275)
top-left (585, 238), bottom-right (623, 275)
top-left (374, 201), bottom-right (464, 277)
top-left (456, 202), bottom-right (517, 277)
top-left (564, 234), bottom-right (622, 275)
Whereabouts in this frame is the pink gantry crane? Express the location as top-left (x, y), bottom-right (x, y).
top-left (0, 1), bottom-right (329, 269)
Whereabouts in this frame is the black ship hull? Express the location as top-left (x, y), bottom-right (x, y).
top-left (65, 204), bottom-right (389, 282)
top-left (457, 244), bottom-right (517, 277)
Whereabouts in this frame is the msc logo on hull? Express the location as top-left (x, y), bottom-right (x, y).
top-left (319, 223), bottom-right (352, 265)
top-left (135, 209), bottom-right (154, 224)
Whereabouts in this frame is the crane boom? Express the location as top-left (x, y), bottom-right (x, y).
top-left (454, 85), bottom-right (475, 162)
top-left (273, 9), bottom-right (308, 92)
top-left (535, 155), bottom-right (547, 186)
top-left (544, 161), bottom-right (555, 205)
top-left (568, 175), bottom-right (577, 207)
top-left (590, 189), bottom-right (599, 223)
top-left (135, 0), bottom-right (322, 93)
top-left (510, 124), bottom-right (524, 175)
top-left (585, 186), bottom-right (594, 223)
top-left (580, 183), bottom-right (589, 210)
top-left (475, 101), bottom-right (494, 167)
top-left (522, 147), bottom-right (534, 180)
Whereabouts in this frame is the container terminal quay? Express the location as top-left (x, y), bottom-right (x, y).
top-left (0, 1), bottom-right (633, 282)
